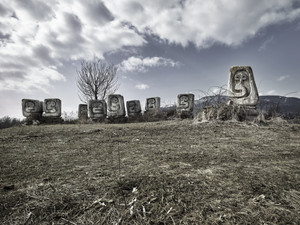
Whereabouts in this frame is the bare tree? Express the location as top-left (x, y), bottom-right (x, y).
top-left (77, 57), bottom-right (119, 102)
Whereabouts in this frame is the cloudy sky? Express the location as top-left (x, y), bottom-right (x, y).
top-left (1, 0), bottom-right (300, 118)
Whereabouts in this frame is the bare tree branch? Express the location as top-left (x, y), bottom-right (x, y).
top-left (76, 57), bottom-right (119, 103)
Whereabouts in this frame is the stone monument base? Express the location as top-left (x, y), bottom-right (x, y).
top-left (107, 116), bottom-right (127, 123)
top-left (23, 113), bottom-right (43, 125)
top-left (89, 117), bottom-right (106, 123)
top-left (127, 114), bottom-right (143, 122)
top-left (177, 111), bottom-right (194, 119)
top-left (42, 116), bottom-right (64, 124)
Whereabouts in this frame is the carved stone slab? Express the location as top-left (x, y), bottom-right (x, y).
top-left (176, 94), bottom-right (194, 116)
top-left (43, 98), bottom-right (61, 117)
top-left (145, 97), bottom-right (160, 112)
top-left (88, 100), bottom-right (107, 119)
top-left (22, 99), bottom-right (43, 118)
top-left (126, 100), bottom-right (142, 117)
top-left (228, 66), bottom-right (259, 107)
top-left (107, 94), bottom-right (126, 118)
top-left (78, 104), bottom-right (88, 120)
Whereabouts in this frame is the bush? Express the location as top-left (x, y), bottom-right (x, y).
top-left (0, 116), bottom-right (23, 129)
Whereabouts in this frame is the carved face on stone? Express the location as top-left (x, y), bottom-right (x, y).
top-left (80, 106), bottom-right (87, 114)
top-left (179, 95), bottom-right (189, 108)
top-left (92, 102), bottom-right (104, 113)
top-left (128, 102), bottom-right (137, 112)
top-left (22, 99), bottom-right (43, 118)
top-left (46, 100), bottom-right (57, 113)
top-left (126, 100), bottom-right (141, 115)
top-left (147, 98), bottom-right (156, 109)
top-left (232, 71), bottom-right (250, 98)
top-left (79, 105), bottom-right (87, 114)
top-left (110, 97), bottom-right (120, 112)
top-left (25, 101), bottom-right (36, 112)
top-left (228, 66), bottom-right (259, 106)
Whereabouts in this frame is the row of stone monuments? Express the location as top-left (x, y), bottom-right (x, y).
top-left (78, 93), bottom-right (195, 122)
top-left (22, 98), bottom-right (63, 124)
top-left (22, 66), bottom-right (259, 123)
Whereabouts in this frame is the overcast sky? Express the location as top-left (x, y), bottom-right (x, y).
top-left (1, 0), bottom-right (300, 118)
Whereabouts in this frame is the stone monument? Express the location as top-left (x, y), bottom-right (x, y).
top-left (88, 100), bottom-right (107, 121)
top-left (176, 94), bottom-right (194, 118)
top-left (42, 98), bottom-right (63, 123)
top-left (228, 66), bottom-right (259, 119)
top-left (22, 99), bottom-right (43, 124)
top-left (107, 94), bottom-right (126, 121)
top-left (78, 104), bottom-right (88, 121)
top-left (145, 97), bottom-right (160, 113)
top-left (126, 100), bottom-right (142, 121)
top-left (228, 66), bottom-right (259, 107)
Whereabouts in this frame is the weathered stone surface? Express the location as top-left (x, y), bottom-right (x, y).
top-left (43, 98), bottom-right (62, 117)
top-left (176, 94), bottom-right (194, 118)
top-left (107, 94), bottom-right (126, 118)
top-left (228, 66), bottom-right (259, 107)
top-left (127, 100), bottom-right (142, 116)
top-left (88, 100), bottom-right (107, 119)
top-left (78, 104), bottom-right (88, 120)
top-left (22, 99), bottom-right (43, 119)
top-left (145, 97), bottom-right (160, 113)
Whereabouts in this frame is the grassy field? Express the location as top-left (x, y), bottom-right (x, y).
top-left (0, 120), bottom-right (299, 224)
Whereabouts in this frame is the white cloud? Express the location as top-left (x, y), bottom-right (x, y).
top-left (119, 56), bottom-right (181, 73)
top-left (277, 75), bottom-right (291, 81)
top-left (104, 0), bottom-right (300, 48)
top-left (1, 0), bottom-right (300, 94)
top-left (0, 0), bottom-right (146, 93)
top-left (135, 84), bottom-right (150, 90)
top-left (267, 90), bottom-right (276, 95)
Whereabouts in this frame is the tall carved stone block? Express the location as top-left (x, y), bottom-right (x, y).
top-left (22, 99), bottom-right (43, 119)
top-left (88, 100), bottom-right (107, 119)
top-left (43, 98), bottom-right (61, 117)
top-left (145, 97), bottom-right (160, 113)
top-left (107, 94), bottom-right (126, 118)
top-left (176, 94), bottom-right (194, 118)
top-left (126, 100), bottom-right (142, 118)
top-left (228, 66), bottom-right (259, 108)
top-left (78, 104), bottom-right (88, 120)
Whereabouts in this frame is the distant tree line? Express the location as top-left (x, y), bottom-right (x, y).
top-left (0, 116), bottom-right (23, 129)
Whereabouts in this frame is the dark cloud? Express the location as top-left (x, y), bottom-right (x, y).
top-left (0, 31), bottom-right (11, 40)
top-left (0, 62), bottom-right (27, 70)
top-left (0, 3), bottom-right (9, 16)
top-left (0, 71), bottom-right (26, 81)
top-left (87, 1), bottom-right (114, 25)
top-left (0, 2), bottom-right (16, 18)
top-left (64, 13), bottom-right (82, 32)
top-left (15, 0), bottom-right (53, 21)
top-left (126, 1), bottom-right (144, 14)
top-left (33, 45), bottom-right (56, 65)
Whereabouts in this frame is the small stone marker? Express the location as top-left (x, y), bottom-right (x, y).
top-left (22, 99), bottom-right (43, 121)
top-left (145, 97), bottom-right (160, 113)
top-left (78, 104), bottom-right (88, 120)
top-left (107, 94), bottom-right (126, 119)
top-left (126, 100), bottom-right (142, 120)
top-left (42, 98), bottom-right (63, 123)
top-left (228, 66), bottom-right (259, 119)
top-left (43, 98), bottom-right (62, 117)
top-left (176, 94), bottom-right (194, 118)
top-left (228, 66), bottom-right (259, 108)
top-left (88, 100), bottom-right (107, 120)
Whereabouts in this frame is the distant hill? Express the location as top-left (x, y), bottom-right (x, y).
top-left (258, 96), bottom-right (300, 114)
top-left (162, 95), bottom-right (300, 116)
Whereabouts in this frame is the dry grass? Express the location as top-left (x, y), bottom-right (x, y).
top-left (0, 120), bottom-right (300, 224)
